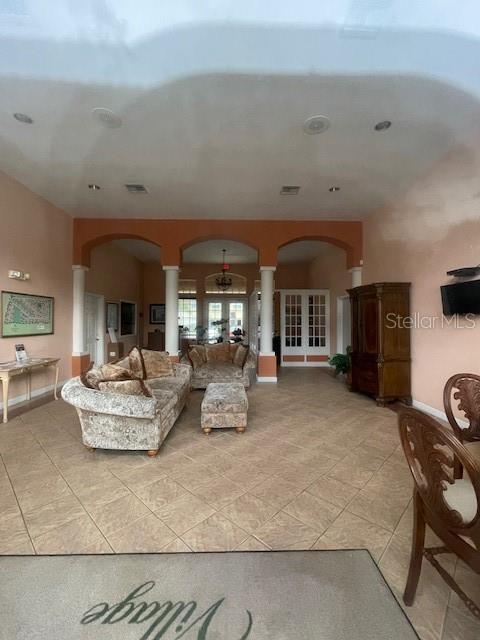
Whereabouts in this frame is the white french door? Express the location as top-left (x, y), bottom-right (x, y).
top-left (205, 298), bottom-right (248, 342)
top-left (84, 293), bottom-right (105, 366)
top-left (280, 290), bottom-right (330, 365)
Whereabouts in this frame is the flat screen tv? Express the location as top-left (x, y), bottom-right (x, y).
top-left (441, 279), bottom-right (480, 315)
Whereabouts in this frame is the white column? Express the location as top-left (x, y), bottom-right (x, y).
top-left (163, 266), bottom-right (179, 356)
top-left (259, 266), bottom-right (276, 355)
top-left (349, 266), bottom-right (362, 288)
top-left (72, 265), bottom-right (88, 355)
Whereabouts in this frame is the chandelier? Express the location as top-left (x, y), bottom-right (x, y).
top-left (215, 249), bottom-right (233, 291)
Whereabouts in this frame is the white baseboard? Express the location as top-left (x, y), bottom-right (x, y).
top-left (281, 362), bottom-right (330, 368)
top-left (257, 376), bottom-right (278, 383)
top-left (411, 398), bottom-right (468, 428)
top-left (0, 380), bottom-right (67, 411)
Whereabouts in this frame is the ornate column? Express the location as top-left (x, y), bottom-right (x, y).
top-left (163, 266), bottom-right (180, 360)
top-left (71, 265), bottom-right (90, 376)
top-left (258, 266), bottom-right (277, 382)
top-left (349, 266), bottom-right (362, 288)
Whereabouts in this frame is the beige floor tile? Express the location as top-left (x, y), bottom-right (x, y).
top-left (327, 458), bottom-right (376, 489)
top-left (346, 485), bottom-right (411, 532)
top-left (250, 476), bottom-right (304, 509)
top-left (16, 476), bottom-right (72, 513)
top-left (111, 464), bottom-right (168, 491)
top-left (60, 465), bottom-right (118, 493)
top-left (181, 513), bottom-right (249, 552)
top-left (0, 490), bottom-right (21, 520)
top-left (0, 512), bottom-right (29, 553)
top-left (222, 462), bottom-right (271, 490)
top-left (169, 462), bottom-right (221, 492)
top-left (88, 493), bottom-right (151, 537)
top-left (108, 513), bottom-right (176, 552)
top-left (449, 561), bottom-right (480, 615)
top-left (23, 494), bottom-right (86, 539)
top-left (237, 536), bottom-right (270, 551)
top-left (283, 491), bottom-right (342, 534)
top-left (221, 493), bottom-right (278, 534)
top-left (191, 477), bottom-right (246, 510)
top-left (8, 466), bottom-right (63, 495)
top-left (313, 511), bottom-right (392, 561)
top-left (161, 538), bottom-right (192, 553)
top-left (0, 534), bottom-right (34, 555)
top-left (307, 476), bottom-right (358, 508)
top-left (254, 512), bottom-right (320, 550)
top-left (75, 475), bottom-right (131, 510)
top-left (133, 476), bottom-right (187, 511)
top-left (156, 492), bottom-right (215, 535)
top-left (33, 514), bottom-right (106, 554)
top-left (442, 606), bottom-right (480, 640)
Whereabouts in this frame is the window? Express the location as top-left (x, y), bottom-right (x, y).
top-left (205, 272), bottom-right (247, 294)
top-left (120, 301), bottom-right (136, 336)
top-left (178, 298), bottom-right (197, 339)
top-left (178, 279), bottom-right (197, 294)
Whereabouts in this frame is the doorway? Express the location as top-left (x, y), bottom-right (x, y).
top-left (205, 298), bottom-right (248, 342)
top-left (84, 293), bottom-right (105, 366)
top-left (337, 295), bottom-right (351, 354)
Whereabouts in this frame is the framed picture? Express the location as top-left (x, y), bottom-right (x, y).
top-left (106, 302), bottom-right (119, 332)
top-left (120, 301), bottom-right (137, 336)
top-left (150, 303), bottom-right (165, 325)
top-left (1, 291), bottom-right (54, 337)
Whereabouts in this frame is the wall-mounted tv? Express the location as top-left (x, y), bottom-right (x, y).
top-left (441, 279), bottom-right (480, 315)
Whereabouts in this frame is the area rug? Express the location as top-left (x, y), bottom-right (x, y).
top-left (0, 549), bottom-right (418, 639)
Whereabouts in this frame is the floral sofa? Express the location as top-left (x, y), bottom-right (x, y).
top-left (61, 348), bottom-right (192, 456)
top-left (182, 342), bottom-right (256, 389)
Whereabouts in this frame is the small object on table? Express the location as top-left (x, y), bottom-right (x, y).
top-left (0, 357), bottom-right (60, 423)
top-left (201, 382), bottom-right (248, 435)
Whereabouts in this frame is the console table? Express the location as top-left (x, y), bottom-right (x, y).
top-left (0, 357), bottom-right (60, 423)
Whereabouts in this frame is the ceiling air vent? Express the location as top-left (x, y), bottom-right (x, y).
top-left (125, 184), bottom-right (148, 194)
top-left (280, 185), bottom-right (300, 195)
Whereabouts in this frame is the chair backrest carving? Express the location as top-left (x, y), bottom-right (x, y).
top-left (399, 408), bottom-right (480, 534)
top-left (444, 373), bottom-right (480, 442)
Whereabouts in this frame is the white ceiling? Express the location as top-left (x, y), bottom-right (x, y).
top-left (182, 240), bottom-right (257, 264)
top-left (1, 7), bottom-right (480, 221)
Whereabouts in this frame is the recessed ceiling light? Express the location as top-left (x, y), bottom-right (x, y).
top-left (374, 120), bottom-right (392, 131)
top-left (303, 115), bottom-right (330, 135)
top-left (329, 186), bottom-right (340, 192)
top-left (92, 107), bottom-right (122, 129)
top-left (88, 184), bottom-right (101, 190)
top-left (13, 112), bottom-right (33, 124)
top-left (125, 183), bottom-right (148, 194)
top-left (280, 185), bottom-right (300, 195)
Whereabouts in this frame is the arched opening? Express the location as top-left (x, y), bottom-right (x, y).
top-left (181, 239), bottom-right (258, 349)
top-left (275, 239), bottom-right (350, 368)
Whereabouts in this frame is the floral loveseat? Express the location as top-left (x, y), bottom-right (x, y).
top-left (182, 342), bottom-right (256, 389)
top-left (61, 348), bottom-right (192, 456)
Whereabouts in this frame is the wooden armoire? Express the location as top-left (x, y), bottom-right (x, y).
top-left (348, 282), bottom-right (411, 406)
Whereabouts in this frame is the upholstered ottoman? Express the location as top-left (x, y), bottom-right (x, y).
top-left (201, 382), bottom-right (248, 434)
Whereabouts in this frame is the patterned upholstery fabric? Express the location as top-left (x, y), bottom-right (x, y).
top-left (201, 382), bottom-right (248, 432)
top-left (98, 379), bottom-right (151, 397)
top-left (98, 363), bottom-right (134, 381)
top-left (128, 346), bottom-right (146, 379)
top-left (205, 342), bottom-right (231, 363)
top-left (188, 348), bottom-right (203, 371)
top-left (61, 363), bottom-right (192, 452)
top-left (182, 350), bottom-right (256, 389)
top-left (233, 344), bottom-right (249, 368)
top-left (141, 349), bottom-right (173, 379)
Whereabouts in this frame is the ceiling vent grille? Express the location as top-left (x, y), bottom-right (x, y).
top-left (280, 185), bottom-right (300, 195)
top-left (125, 184), bottom-right (148, 194)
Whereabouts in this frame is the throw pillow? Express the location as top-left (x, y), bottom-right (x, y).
top-left (233, 344), bottom-right (249, 368)
top-left (98, 363), bottom-right (135, 381)
top-left (206, 342), bottom-right (231, 363)
top-left (230, 343), bottom-right (240, 361)
top-left (128, 346), bottom-right (146, 379)
top-left (98, 379), bottom-right (152, 397)
top-left (80, 363), bottom-right (103, 390)
top-left (193, 344), bottom-right (207, 363)
top-left (141, 349), bottom-right (174, 379)
top-left (188, 348), bottom-right (203, 371)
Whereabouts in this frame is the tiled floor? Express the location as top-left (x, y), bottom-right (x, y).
top-left (0, 368), bottom-right (478, 639)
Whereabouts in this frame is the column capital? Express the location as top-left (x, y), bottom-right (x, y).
top-left (259, 265), bottom-right (276, 272)
top-left (72, 264), bottom-right (89, 272)
top-left (162, 265), bottom-right (180, 271)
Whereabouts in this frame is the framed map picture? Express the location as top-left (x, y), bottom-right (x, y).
top-left (150, 303), bottom-right (165, 325)
top-left (1, 291), bottom-right (54, 337)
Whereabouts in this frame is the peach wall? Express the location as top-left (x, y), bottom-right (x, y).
top-left (308, 245), bottom-right (351, 354)
top-left (86, 243), bottom-right (144, 357)
top-left (0, 171), bottom-right (72, 404)
top-left (363, 143), bottom-right (480, 413)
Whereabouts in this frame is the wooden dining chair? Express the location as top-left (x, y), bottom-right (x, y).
top-left (398, 407), bottom-right (480, 619)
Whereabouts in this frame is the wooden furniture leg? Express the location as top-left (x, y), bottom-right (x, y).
top-left (403, 489), bottom-right (426, 606)
top-left (2, 376), bottom-right (9, 424)
top-left (147, 449), bottom-right (159, 457)
top-left (202, 427), bottom-right (212, 435)
top-left (53, 364), bottom-right (59, 400)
